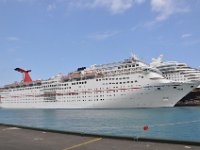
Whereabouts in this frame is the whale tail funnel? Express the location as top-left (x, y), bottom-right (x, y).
top-left (15, 68), bottom-right (32, 83)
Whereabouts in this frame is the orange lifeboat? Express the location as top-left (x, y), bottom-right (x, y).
top-left (63, 75), bottom-right (70, 81)
top-left (70, 72), bottom-right (81, 79)
top-left (84, 70), bottom-right (96, 78)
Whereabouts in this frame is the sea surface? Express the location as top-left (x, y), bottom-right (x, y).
top-left (0, 107), bottom-right (200, 142)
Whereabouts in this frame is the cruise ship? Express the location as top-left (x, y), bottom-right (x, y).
top-left (150, 55), bottom-right (200, 105)
top-left (151, 55), bottom-right (200, 83)
top-left (0, 56), bottom-right (199, 109)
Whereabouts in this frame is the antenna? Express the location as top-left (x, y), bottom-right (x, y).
top-left (152, 54), bottom-right (164, 63)
top-left (130, 52), bottom-right (139, 61)
top-left (14, 68), bottom-right (32, 83)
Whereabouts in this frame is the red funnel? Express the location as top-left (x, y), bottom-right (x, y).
top-left (15, 68), bottom-right (32, 83)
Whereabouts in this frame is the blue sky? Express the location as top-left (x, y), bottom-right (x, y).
top-left (0, 0), bottom-right (200, 85)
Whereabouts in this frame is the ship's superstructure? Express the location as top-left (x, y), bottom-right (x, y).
top-left (150, 55), bottom-right (200, 105)
top-left (0, 56), bottom-right (199, 108)
top-left (150, 55), bottom-right (200, 83)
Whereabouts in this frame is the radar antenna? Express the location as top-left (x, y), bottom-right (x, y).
top-left (151, 54), bottom-right (164, 67)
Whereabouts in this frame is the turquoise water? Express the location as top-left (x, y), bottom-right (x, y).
top-left (0, 107), bottom-right (200, 142)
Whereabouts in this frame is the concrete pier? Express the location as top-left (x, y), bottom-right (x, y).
top-left (0, 124), bottom-right (200, 150)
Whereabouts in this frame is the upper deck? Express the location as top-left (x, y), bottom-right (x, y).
top-left (1, 56), bottom-right (162, 91)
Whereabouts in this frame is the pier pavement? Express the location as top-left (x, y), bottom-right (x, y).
top-left (0, 124), bottom-right (200, 150)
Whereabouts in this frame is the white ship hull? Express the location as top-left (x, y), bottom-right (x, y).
top-left (0, 77), bottom-right (197, 109)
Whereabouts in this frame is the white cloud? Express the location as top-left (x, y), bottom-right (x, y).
top-left (6, 37), bottom-right (20, 42)
top-left (181, 33), bottom-right (192, 39)
top-left (151, 0), bottom-right (189, 22)
top-left (47, 3), bottom-right (56, 11)
top-left (88, 31), bottom-right (120, 40)
top-left (130, 23), bottom-right (143, 32)
top-left (68, 0), bottom-right (145, 14)
top-left (93, 0), bottom-right (134, 14)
